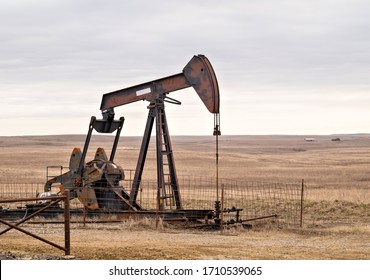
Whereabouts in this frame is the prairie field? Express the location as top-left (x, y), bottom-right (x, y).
top-left (0, 134), bottom-right (370, 260)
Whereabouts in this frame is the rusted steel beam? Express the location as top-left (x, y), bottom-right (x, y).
top-left (100, 55), bottom-right (220, 114)
top-left (129, 108), bottom-right (155, 207)
top-left (0, 196), bottom-right (66, 204)
top-left (100, 73), bottom-right (189, 111)
top-left (79, 116), bottom-right (95, 173)
top-left (109, 117), bottom-right (125, 161)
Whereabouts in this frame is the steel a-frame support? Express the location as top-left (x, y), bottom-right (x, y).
top-left (129, 93), bottom-right (182, 210)
top-left (78, 115), bottom-right (125, 174)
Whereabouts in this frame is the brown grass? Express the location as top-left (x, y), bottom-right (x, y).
top-left (1, 134), bottom-right (370, 259)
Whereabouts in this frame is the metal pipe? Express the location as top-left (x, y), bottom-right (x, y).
top-left (0, 218), bottom-right (67, 252)
top-left (0, 197), bottom-right (64, 235)
top-left (0, 196), bottom-right (66, 204)
top-left (241, 214), bottom-right (278, 223)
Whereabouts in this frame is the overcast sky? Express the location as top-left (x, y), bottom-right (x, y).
top-left (1, 0), bottom-right (370, 136)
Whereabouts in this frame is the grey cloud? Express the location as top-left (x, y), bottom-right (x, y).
top-left (1, 0), bottom-right (370, 135)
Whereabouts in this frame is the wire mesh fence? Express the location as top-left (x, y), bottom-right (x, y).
top-left (0, 174), bottom-right (304, 227)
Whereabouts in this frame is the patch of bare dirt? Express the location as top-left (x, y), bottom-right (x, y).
top-left (1, 219), bottom-right (369, 260)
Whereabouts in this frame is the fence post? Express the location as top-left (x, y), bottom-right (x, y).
top-left (221, 184), bottom-right (224, 224)
top-left (64, 190), bottom-right (71, 255)
top-left (300, 179), bottom-right (304, 228)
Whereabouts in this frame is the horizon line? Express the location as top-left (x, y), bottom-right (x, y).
top-left (1, 132), bottom-right (370, 137)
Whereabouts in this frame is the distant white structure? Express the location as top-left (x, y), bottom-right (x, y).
top-left (304, 137), bottom-right (315, 142)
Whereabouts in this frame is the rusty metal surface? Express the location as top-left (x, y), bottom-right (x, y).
top-left (44, 115), bottom-right (134, 211)
top-left (41, 54), bottom-right (219, 216)
top-left (44, 148), bottom-right (133, 211)
top-left (129, 108), bottom-right (156, 207)
top-left (183, 55), bottom-right (220, 113)
top-left (0, 193), bottom-right (70, 255)
top-left (100, 73), bottom-right (188, 110)
top-left (0, 208), bottom-right (214, 223)
top-left (129, 93), bottom-right (182, 211)
top-left (0, 197), bottom-right (64, 235)
top-left (100, 54), bottom-right (220, 114)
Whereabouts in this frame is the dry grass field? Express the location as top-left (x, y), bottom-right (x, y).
top-left (0, 134), bottom-right (370, 259)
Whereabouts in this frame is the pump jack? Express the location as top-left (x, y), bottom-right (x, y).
top-left (44, 55), bottom-right (220, 213)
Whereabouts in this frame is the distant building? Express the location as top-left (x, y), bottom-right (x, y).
top-left (304, 138), bottom-right (315, 142)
